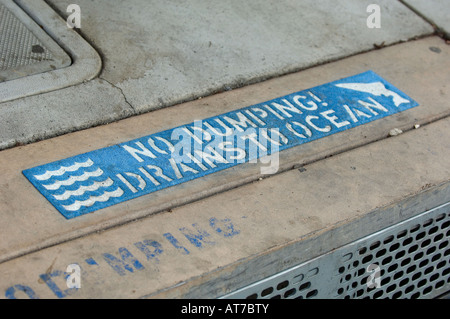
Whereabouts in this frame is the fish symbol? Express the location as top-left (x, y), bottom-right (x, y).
top-left (335, 82), bottom-right (410, 107)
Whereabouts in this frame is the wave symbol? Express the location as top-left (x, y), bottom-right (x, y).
top-left (33, 159), bottom-right (94, 181)
top-left (42, 168), bottom-right (104, 190)
top-left (53, 178), bottom-right (114, 201)
top-left (62, 187), bottom-right (124, 212)
top-left (33, 157), bottom-right (126, 214)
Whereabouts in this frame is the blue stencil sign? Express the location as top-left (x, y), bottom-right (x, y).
top-left (23, 71), bottom-right (418, 219)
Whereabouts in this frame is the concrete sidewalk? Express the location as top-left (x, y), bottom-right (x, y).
top-left (1, 101), bottom-right (449, 299)
top-left (0, 1), bottom-right (449, 299)
top-left (0, 0), bottom-right (435, 149)
top-left (403, 0), bottom-right (450, 39)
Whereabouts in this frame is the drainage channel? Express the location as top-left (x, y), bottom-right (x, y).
top-left (221, 202), bottom-right (450, 299)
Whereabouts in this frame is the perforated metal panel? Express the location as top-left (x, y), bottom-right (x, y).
top-left (0, 0), bottom-right (70, 82)
top-left (221, 202), bottom-right (450, 299)
top-left (0, 3), bottom-right (51, 69)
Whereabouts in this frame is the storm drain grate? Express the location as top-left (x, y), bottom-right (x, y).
top-left (221, 202), bottom-right (450, 299)
top-left (0, 0), bottom-right (70, 82)
top-left (0, 3), bottom-right (52, 70)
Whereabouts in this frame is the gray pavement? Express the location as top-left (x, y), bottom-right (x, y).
top-left (403, 0), bottom-right (450, 39)
top-left (0, 0), bottom-right (434, 150)
top-left (1, 105), bottom-right (449, 299)
top-left (0, 0), bottom-right (449, 299)
top-left (0, 36), bottom-right (449, 298)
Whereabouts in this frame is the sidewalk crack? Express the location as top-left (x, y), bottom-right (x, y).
top-left (99, 77), bottom-right (136, 113)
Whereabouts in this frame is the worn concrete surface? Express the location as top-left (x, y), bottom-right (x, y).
top-left (0, 36), bottom-right (449, 266)
top-left (0, 0), bottom-right (434, 149)
top-left (0, 1), bottom-right (448, 299)
top-left (47, 0), bottom-right (432, 112)
top-left (0, 79), bottom-right (133, 150)
top-left (0, 113), bottom-right (449, 299)
top-left (403, 0), bottom-right (450, 39)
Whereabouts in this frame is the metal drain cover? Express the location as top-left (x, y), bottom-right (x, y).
top-left (221, 202), bottom-right (450, 299)
top-left (0, 0), bottom-right (71, 82)
top-left (0, 0), bottom-right (101, 103)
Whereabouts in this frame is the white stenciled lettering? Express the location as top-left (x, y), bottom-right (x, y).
top-left (245, 109), bottom-right (266, 126)
top-left (342, 104), bottom-right (358, 123)
top-left (262, 104), bottom-right (285, 120)
top-left (171, 126), bottom-right (202, 164)
top-left (24, 71), bottom-right (416, 220)
top-left (148, 136), bottom-right (174, 155)
top-left (194, 146), bottom-right (229, 168)
top-left (126, 172), bottom-right (146, 190)
top-left (186, 153), bottom-right (208, 171)
top-left (138, 167), bottom-right (160, 186)
top-left (222, 112), bottom-right (257, 132)
top-left (271, 99), bottom-right (302, 118)
top-left (251, 107), bottom-right (268, 121)
top-left (305, 115), bottom-right (331, 133)
top-left (116, 172), bottom-right (146, 192)
top-left (353, 108), bottom-right (372, 118)
top-left (122, 142), bottom-right (156, 162)
top-left (218, 141), bottom-right (246, 161)
top-left (182, 127), bottom-right (206, 144)
top-left (358, 97), bottom-right (388, 116)
top-left (308, 91), bottom-right (326, 106)
top-left (116, 173), bottom-right (138, 193)
top-left (169, 158), bottom-right (183, 179)
top-left (145, 165), bottom-right (173, 182)
top-left (260, 128), bottom-right (288, 145)
top-left (320, 109), bottom-right (351, 128)
top-left (187, 120), bottom-right (213, 143)
top-left (285, 121), bottom-right (312, 138)
top-left (292, 95), bottom-right (318, 111)
top-left (179, 162), bottom-right (199, 175)
top-left (240, 132), bottom-right (267, 152)
top-left (203, 118), bottom-right (234, 136)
